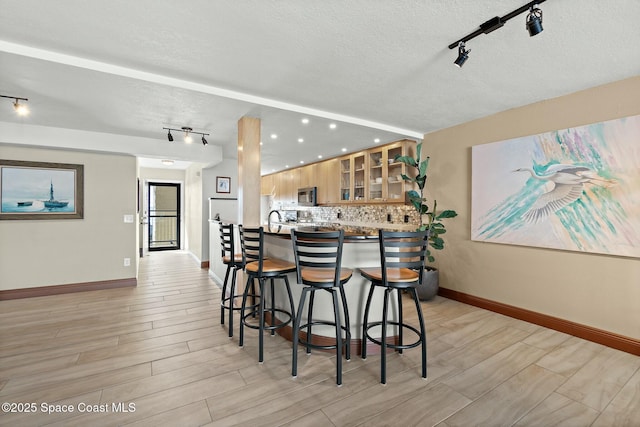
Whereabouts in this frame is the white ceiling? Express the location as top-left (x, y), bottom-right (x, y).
top-left (1, 1), bottom-right (639, 174)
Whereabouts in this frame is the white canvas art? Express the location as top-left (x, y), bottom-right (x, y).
top-left (471, 114), bottom-right (640, 258)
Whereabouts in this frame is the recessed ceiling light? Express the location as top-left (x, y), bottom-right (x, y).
top-left (161, 159), bottom-right (174, 166)
top-left (270, 133), bottom-right (278, 139)
top-left (341, 148), bottom-right (347, 152)
top-left (374, 138), bottom-right (380, 143)
top-left (301, 118), bottom-right (309, 124)
top-left (285, 164), bottom-right (289, 168)
top-left (300, 161), bottom-right (304, 164)
top-left (298, 138), bottom-right (304, 143)
top-left (329, 123), bottom-right (337, 129)
top-left (259, 141), bottom-right (263, 146)
top-left (318, 155), bottom-right (323, 159)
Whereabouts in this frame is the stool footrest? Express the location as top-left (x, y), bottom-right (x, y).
top-left (221, 293), bottom-right (259, 311)
top-left (242, 308), bottom-right (292, 331)
top-left (363, 321), bottom-right (422, 351)
top-left (297, 320), bottom-right (351, 351)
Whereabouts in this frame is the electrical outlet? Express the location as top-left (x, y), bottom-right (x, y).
top-left (123, 258), bottom-right (131, 267)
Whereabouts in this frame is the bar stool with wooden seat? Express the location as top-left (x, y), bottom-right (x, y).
top-left (360, 229), bottom-right (429, 384)
top-left (219, 223), bottom-right (256, 338)
top-left (290, 229), bottom-right (352, 386)
top-left (238, 225), bottom-right (296, 363)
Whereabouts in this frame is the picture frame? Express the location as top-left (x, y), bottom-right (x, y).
top-left (0, 160), bottom-right (84, 220)
top-left (471, 113), bottom-right (640, 258)
top-left (216, 176), bottom-right (230, 194)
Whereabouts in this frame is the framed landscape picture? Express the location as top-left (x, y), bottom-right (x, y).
top-left (0, 160), bottom-right (84, 220)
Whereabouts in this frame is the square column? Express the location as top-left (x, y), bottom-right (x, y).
top-left (237, 116), bottom-right (261, 226)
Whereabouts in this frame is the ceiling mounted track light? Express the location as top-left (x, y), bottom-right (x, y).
top-left (1, 94), bottom-right (29, 116)
top-left (182, 127), bottom-right (193, 144)
top-left (447, 0), bottom-right (546, 66)
top-left (526, 5), bottom-right (544, 37)
top-left (163, 126), bottom-right (210, 146)
top-left (454, 42), bottom-right (470, 68)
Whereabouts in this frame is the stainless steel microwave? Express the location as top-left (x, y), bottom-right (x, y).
top-left (297, 187), bottom-right (317, 206)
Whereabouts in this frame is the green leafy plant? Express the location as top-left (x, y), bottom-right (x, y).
top-left (395, 142), bottom-right (458, 263)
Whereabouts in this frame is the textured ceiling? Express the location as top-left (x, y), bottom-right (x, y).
top-left (1, 0), bottom-right (639, 173)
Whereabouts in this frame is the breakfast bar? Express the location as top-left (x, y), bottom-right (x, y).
top-left (209, 220), bottom-right (403, 350)
top-left (265, 225), bottom-right (397, 346)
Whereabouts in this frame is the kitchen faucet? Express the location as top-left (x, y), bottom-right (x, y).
top-left (267, 209), bottom-right (282, 229)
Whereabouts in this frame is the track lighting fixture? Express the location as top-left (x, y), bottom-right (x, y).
top-left (183, 127), bottom-right (193, 144)
top-left (162, 126), bottom-right (210, 146)
top-left (448, 0), bottom-right (546, 66)
top-left (454, 42), bottom-right (470, 68)
top-left (1, 94), bottom-right (29, 116)
top-left (526, 5), bottom-right (543, 37)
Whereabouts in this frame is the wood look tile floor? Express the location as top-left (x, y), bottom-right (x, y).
top-left (1, 251), bottom-right (639, 426)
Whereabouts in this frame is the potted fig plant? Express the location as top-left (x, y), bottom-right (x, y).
top-left (395, 142), bottom-right (457, 300)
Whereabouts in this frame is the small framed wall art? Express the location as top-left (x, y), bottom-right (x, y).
top-left (216, 176), bottom-right (231, 194)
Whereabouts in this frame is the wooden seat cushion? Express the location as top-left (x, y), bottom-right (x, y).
top-left (223, 253), bottom-right (243, 264)
top-left (245, 258), bottom-right (296, 274)
top-left (360, 267), bottom-right (419, 284)
top-left (301, 267), bottom-right (353, 284)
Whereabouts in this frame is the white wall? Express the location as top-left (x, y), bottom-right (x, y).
top-left (185, 164), bottom-right (204, 262)
top-left (202, 159), bottom-right (239, 262)
top-left (427, 76), bottom-right (640, 340)
top-left (0, 145), bottom-right (137, 290)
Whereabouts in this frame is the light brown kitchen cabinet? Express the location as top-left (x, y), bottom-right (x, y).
top-left (261, 174), bottom-right (274, 196)
top-left (298, 164), bottom-right (313, 189)
top-left (367, 140), bottom-right (416, 203)
top-left (339, 155), bottom-right (352, 202)
top-left (317, 158), bottom-right (339, 204)
top-left (261, 139), bottom-right (415, 205)
top-left (339, 140), bottom-right (415, 203)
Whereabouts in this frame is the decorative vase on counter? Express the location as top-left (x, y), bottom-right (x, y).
top-left (417, 267), bottom-right (439, 301)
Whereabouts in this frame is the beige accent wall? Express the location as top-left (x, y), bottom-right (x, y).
top-left (0, 145), bottom-right (137, 290)
top-left (426, 76), bottom-right (640, 339)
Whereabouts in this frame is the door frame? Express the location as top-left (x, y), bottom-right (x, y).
top-left (140, 179), bottom-right (184, 255)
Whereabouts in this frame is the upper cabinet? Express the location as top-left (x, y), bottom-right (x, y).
top-left (317, 159), bottom-right (339, 204)
top-left (262, 139), bottom-right (416, 205)
top-left (339, 156), bottom-right (352, 202)
top-left (261, 174), bottom-right (274, 196)
top-left (343, 140), bottom-right (416, 204)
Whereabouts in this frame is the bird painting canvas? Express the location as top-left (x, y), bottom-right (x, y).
top-left (471, 114), bottom-right (640, 258)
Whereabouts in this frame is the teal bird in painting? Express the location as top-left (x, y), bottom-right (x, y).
top-left (514, 164), bottom-right (615, 224)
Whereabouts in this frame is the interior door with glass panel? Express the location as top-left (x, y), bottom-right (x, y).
top-left (148, 182), bottom-right (180, 251)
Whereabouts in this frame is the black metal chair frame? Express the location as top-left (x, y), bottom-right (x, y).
top-left (219, 223), bottom-right (256, 338)
top-left (238, 226), bottom-right (296, 363)
top-left (290, 229), bottom-right (352, 386)
top-left (361, 229), bottom-right (429, 384)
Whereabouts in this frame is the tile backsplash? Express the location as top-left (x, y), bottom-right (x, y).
top-left (277, 203), bottom-right (420, 229)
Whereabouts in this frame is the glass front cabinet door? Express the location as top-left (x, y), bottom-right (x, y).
top-left (340, 156), bottom-right (352, 202)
